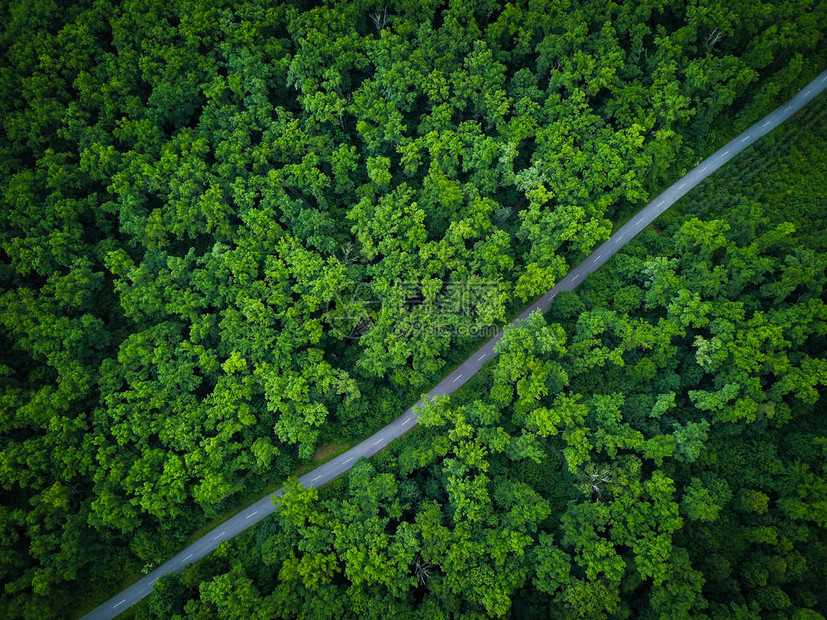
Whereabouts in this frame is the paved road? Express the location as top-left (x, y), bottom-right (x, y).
top-left (82, 69), bottom-right (826, 620)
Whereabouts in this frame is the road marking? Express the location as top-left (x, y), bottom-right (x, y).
top-left (657, 200), bottom-right (664, 207)
top-left (181, 554), bottom-right (193, 563)
top-left (311, 475), bottom-right (321, 482)
top-left (452, 374), bottom-right (462, 383)
top-left (785, 105), bottom-right (792, 111)
top-left (678, 182), bottom-right (686, 189)
top-left (344, 457), bottom-right (353, 463)
top-left (213, 531), bottom-right (225, 541)
top-left (636, 218), bottom-right (645, 225)
top-left (594, 254), bottom-right (602, 262)
top-left (741, 136), bottom-right (749, 142)
top-left (401, 417), bottom-right (413, 427)
top-left (763, 120), bottom-right (771, 127)
top-left (372, 437), bottom-right (383, 445)
top-left (245, 511), bottom-right (258, 519)
top-left (477, 353), bottom-right (487, 361)
top-left (804, 90), bottom-right (812, 96)
top-left (722, 150), bottom-right (730, 157)
top-left (113, 600), bottom-right (126, 609)
top-left (572, 274), bottom-right (580, 282)
top-left (700, 165), bottom-right (707, 172)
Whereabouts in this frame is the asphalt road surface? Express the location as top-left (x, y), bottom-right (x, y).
top-left (82, 69), bottom-right (826, 620)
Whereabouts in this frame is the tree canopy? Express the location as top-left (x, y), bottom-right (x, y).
top-left (0, 0), bottom-right (825, 617)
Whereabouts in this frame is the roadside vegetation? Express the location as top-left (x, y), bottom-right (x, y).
top-left (133, 94), bottom-right (827, 619)
top-left (0, 1), bottom-right (825, 618)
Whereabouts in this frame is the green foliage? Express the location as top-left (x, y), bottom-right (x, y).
top-left (160, 89), bottom-right (827, 619)
top-left (0, 0), bottom-right (825, 618)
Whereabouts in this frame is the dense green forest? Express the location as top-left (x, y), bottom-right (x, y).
top-left (135, 99), bottom-right (827, 619)
top-left (0, 0), bottom-right (825, 618)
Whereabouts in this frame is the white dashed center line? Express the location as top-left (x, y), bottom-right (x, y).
top-left (678, 182), bottom-right (686, 189)
top-left (741, 136), bottom-right (749, 142)
top-left (636, 218), bottom-right (645, 225)
top-left (311, 475), bottom-right (321, 482)
top-left (213, 531), bottom-right (225, 541)
top-left (572, 274), bottom-right (580, 282)
top-left (344, 456), bottom-right (353, 463)
top-left (372, 438), bottom-right (383, 446)
top-left (805, 90), bottom-right (812, 96)
top-left (722, 150), bottom-right (730, 157)
top-left (401, 417), bottom-right (413, 427)
top-left (113, 599), bottom-right (126, 609)
top-left (477, 353), bottom-right (487, 361)
top-left (700, 165), bottom-right (707, 172)
top-left (595, 254), bottom-right (602, 262)
top-left (763, 120), bottom-right (771, 127)
top-left (452, 374), bottom-right (462, 383)
top-left (785, 105), bottom-right (792, 111)
top-left (181, 554), bottom-right (193, 563)
top-left (657, 199), bottom-right (665, 207)
top-left (245, 511), bottom-right (258, 519)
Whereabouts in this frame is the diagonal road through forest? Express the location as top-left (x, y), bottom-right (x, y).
top-left (82, 69), bottom-right (827, 620)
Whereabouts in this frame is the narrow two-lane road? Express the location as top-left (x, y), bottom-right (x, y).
top-left (83, 69), bottom-right (826, 620)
